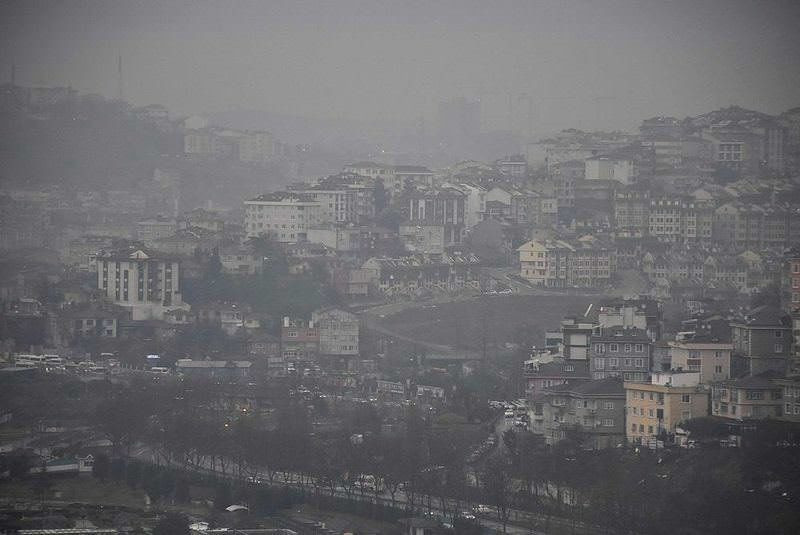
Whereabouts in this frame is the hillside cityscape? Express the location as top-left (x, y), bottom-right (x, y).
top-left (1, 2), bottom-right (800, 535)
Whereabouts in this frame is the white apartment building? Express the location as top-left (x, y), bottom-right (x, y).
top-left (96, 248), bottom-right (182, 321)
top-left (244, 192), bottom-right (323, 243)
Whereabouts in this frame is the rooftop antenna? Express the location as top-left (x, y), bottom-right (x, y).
top-left (117, 55), bottom-right (124, 101)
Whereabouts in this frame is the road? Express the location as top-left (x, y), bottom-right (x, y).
top-left (129, 443), bottom-right (552, 534)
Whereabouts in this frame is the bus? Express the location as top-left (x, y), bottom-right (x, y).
top-left (15, 354), bottom-right (46, 366)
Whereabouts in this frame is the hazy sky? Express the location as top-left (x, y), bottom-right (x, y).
top-left (2, 0), bottom-right (799, 133)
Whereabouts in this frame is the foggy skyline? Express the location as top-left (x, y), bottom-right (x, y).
top-left (2, 0), bottom-right (799, 135)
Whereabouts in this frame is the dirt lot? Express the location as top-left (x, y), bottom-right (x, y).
top-left (377, 294), bottom-right (595, 351)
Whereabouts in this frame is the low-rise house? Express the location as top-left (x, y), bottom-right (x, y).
top-left (220, 245), bottom-right (263, 275)
top-left (149, 227), bottom-right (221, 256)
top-left (531, 377), bottom-right (626, 449)
top-left (194, 302), bottom-right (249, 336)
top-left (711, 372), bottom-right (784, 420)
top-left (60, 303), bottom-right (129, 339)
top-left (245, 332), bottom-right (283, 372)
top-left (625, 371), bottom-right (709, 447)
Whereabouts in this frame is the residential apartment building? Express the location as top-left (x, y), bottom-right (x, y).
top-left (96, 247), bottom-right (182, 320)
top-left (449, 183), bottom-right (487, 229)
top-left (398, 223), bottom-right (445, 255)
top-left (625, 371), bottom-right (709, 447)
top-left (523, 357), bottom-right (591, 400)
top-left (711, 373), bottom-right (783, 421)
top-left (585, 154), bottom-right (637, 185)
top-left (786, 247), bottom-right (800, 312)
top-left (407, 186), bottom-right (466, 246)
top-left (776, 376), bottom-right (800, 422)
top-left (243, 192), bottom-right (323, 243)
top-left (648, 197), bottom-right (686, 243)
top-left (289, 173), bottom-right (376, 224)
top-left (485, 185), bottom-right (539, 226)
top-left (280, 316), bottom-right (319, 362)
top-left (613, 189), bottom-right (649, 238)
top-left (530, 377), bottom-right (626, 449)
top-left (667, 338), bottom-right (732, 384)
top-left (517, 238), bottom-right (613, 288)
top-left (311, 307), bottom-right (360, 368)
top-left (731, 305), bottom-right (793, 376)
top-left (589, 327), bottom-right (652, 382)
top-left (360, 253), bottom-right (481, 297)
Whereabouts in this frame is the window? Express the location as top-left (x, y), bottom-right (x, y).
top-left (602, 419), bottom-right (614, 427)
top-left (775, 330), bottom-right (783, 338)
top-left (634, 358), bottom-right (644, 368)
top-left (632, 423), bottom-right (637, 432)
top-left (715, 365), bottom-right (723, 374)
top-left (746, 391), bottom-right (764, 400)
top-left (681, 394), bottom-right (691, 403)
top-left (609, 357), bottom-right (618, 367)
top-left (603, 401), bottom-right (614, 410)
top-left (649, 408), bottom-right (654, 417)
top-left (609, 343), bottom-right (618, 352)
top-left (648, 425), bottom-right (653, 434)
top-left (775, 343), bottom-right (783, 353)
top-left (595, 343), bottom-right (606, 353)
top-left (634, 344), bottom-right (643, 352)
top-left (624, 344), bottom-right (631, 352)
top-left (595, 358), bottom-right (605, 370)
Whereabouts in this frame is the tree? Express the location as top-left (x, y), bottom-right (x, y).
top-left (93, 453), bottom-right (110, 481)
top-left (153, 513), bottom-right (189, 535)
top-left (482, 454), bottom-right (514, 533)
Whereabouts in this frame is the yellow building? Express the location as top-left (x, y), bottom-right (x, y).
top-left (625, 371), bottom-right (709, 446)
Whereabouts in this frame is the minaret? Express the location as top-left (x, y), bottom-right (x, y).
top-left (117, 55), bottom-right (124, 101)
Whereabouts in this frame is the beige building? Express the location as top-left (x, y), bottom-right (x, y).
top-left (244, 192), bottom-right (323, 243)
top-left (711, 373), bottom-right (783, 421)
top-left (531, 377), bottom-right (626, 449)
top-left (625, 371), bottom-right (709, 446)
top-left (667, 339), bottom-right (732, 384)
top-left (517, 238), bottom-right (612, 288)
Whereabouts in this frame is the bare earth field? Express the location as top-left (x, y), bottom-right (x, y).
top-left (377, 294), bottom-right (595, 351)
